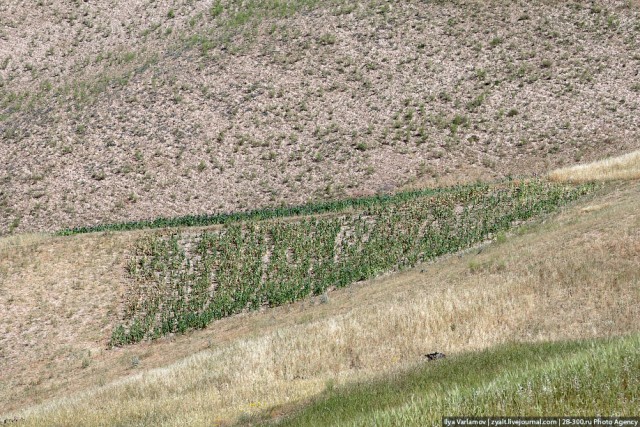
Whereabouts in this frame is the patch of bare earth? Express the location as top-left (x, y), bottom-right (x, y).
top-left (1, 0), bottom-right (639, 233)
top-left (0, 232), bottom-right (133, 411)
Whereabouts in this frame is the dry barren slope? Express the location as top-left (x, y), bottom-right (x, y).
top-left (1, 0), bottom-right (640, 233)
top-left (0, 180), bottom-right (638, 423)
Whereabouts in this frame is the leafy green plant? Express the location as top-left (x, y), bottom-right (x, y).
top-left (210, 1), bottom-right (223, 18)
top-left (110, 180), bottom-right (596, 346)
top-left (59, 186), bottom-right (453, 235)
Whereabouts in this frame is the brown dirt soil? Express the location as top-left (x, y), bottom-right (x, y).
top-left (1, 0), bottom-right (639, 233)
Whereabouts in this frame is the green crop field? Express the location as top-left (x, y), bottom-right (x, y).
top-left (112, 180), bottom-right (595, 345)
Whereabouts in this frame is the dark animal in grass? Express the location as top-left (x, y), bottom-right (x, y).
top-left (425, 352), bottom-right (446, 361)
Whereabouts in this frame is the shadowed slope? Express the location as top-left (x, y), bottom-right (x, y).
top-left (265, 335), bottom-right (640, 427)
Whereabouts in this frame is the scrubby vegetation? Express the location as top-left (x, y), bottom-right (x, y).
top-left (113, 180), bottom-right (594, 345)
top-left (2, 0), bottom-right (638, 234)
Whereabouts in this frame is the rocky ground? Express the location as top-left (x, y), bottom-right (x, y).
top-left (1, 0), bottom-right (639, 233)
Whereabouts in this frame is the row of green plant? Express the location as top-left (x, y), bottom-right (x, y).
top-left (111, 180), bottom-right (595, 346)
top-left (59, 186), bottom-right (451, 235)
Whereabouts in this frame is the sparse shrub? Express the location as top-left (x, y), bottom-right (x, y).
top-left (468, 259), bottom-right (483, 273)
top-left (318, 33), bottom-right (337, 45)
top-left (121, 52), bottom-right (136, 64)
top-left (210, 1), bottom-right (223, 18)
top-left (417, 161), bottom-right (429, 177)
top-left (404, 108), bottom-right (414, 122)
top-left (3, 127), bottom-right (20, 141)
top-left (266, 151), bottom-right (277, 161)
top-left (8, 217), bottom-right (20, 233)
top-left (482, 156), bottom-right (496, 169)
top-left (91, 169), bottom-right (106, 181)
top-left (467, 93), bottom-right (485, 111)
top-left (417, 127), bottom-right (427, 145)
top-left (438, 91), bottom-right (452, 102)
top-left (355, 142), bottom-right (367, 151)
top-left (450, 115), bottom-right (468, 135)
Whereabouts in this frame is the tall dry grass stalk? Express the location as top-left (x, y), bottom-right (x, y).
top-left (549, 150), bottom-right (640, 183)
top-left (3, 183), bottom-right (639, 426)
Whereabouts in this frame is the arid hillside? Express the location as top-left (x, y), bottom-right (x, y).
top-left (1, 0), bottom-right (639, 233)
top-left (1, 179), bottom-right (638, 424)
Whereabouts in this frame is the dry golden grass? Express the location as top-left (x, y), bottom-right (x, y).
top-left (1, 182), bottom-right (639, 426)
top-left (549, 150), bottom-right (640, 183)
top-left (0, 231), bottom-right (138, 412)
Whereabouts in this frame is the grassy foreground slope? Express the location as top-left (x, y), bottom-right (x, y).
top-left (2, 181), bottom-right (638, 425)
top-left (267, 335), bottom-right (639, 427)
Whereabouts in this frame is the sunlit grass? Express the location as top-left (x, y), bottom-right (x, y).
top-left (270, 335), bottom-right (640, 427)
top-left (549, 150), bottom-right (640, 183)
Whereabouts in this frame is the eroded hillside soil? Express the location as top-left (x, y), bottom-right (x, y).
top-left (1, 0), bottom-right (639, 232)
